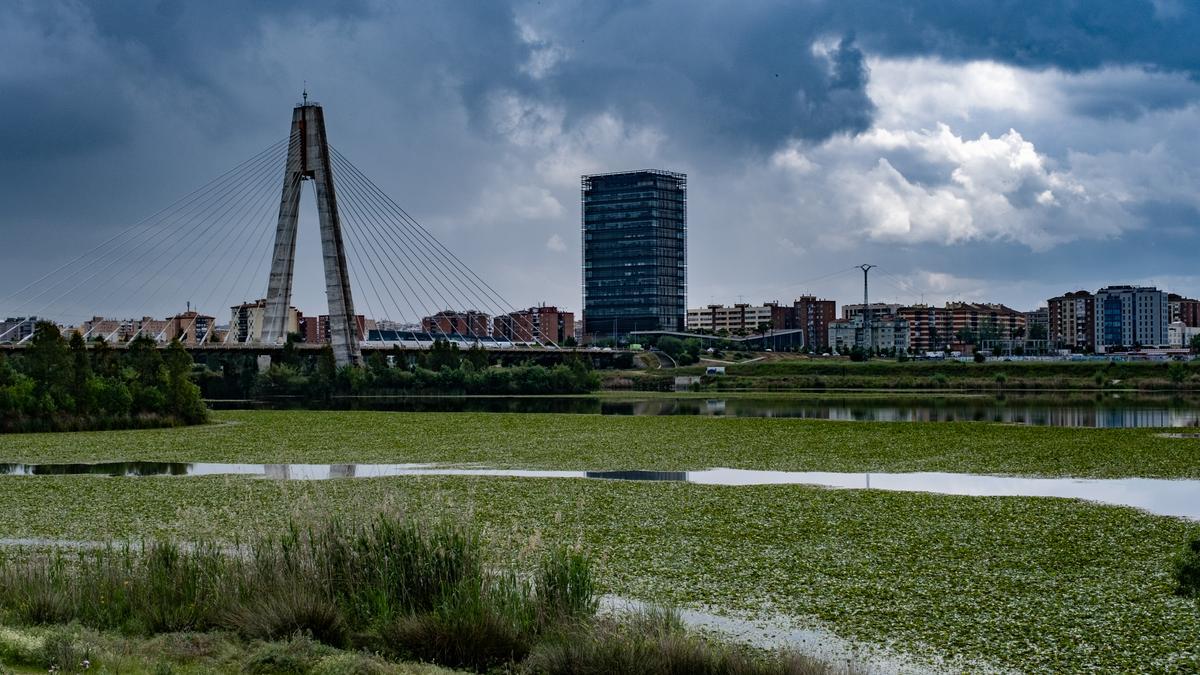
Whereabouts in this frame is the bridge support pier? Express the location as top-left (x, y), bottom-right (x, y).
top-left (262, 102), bottom-right (361, 367)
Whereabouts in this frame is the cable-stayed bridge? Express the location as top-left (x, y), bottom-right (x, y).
top-left (0, 100), bottom-right (578, 366)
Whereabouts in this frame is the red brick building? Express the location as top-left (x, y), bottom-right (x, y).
top-left (1169, 293), bottom-right (1200, 327)
top-left (296, 313), bottom-right (366, 344)
top-left (422, 310), bottom-right (491, 338)
top-left (897, 305), bottom-right (951, 352)
top-left (495, 305), bottom-right (575, 343)
top-left (945, 302), bottom-right (1026, 343)
top-left (1048, 291), bottom-right (1095, 350)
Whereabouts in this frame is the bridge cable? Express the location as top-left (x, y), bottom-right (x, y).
top-left (136, 137), bottom-right (297, 335)
top-left (15, 138), bottom-right (291, 323)
top-left (0, 137), bottom-right (290, 311)
top-left (329, 146), bottom-right (553, 346)
top-left (328, 148), bottom-right (521, 334)
top-left (331, 157), bottom-right (474, 345)
top-left (47, 141), bottom-right (289, 328)
top-left (337, 180), bottom-right (460, 347)
top-left (171, 154), bottom-right (301, 343)
top-left (329, 147), bottom-right (554, 348)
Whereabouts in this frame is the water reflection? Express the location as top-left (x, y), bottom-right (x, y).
top-left (586, 470), bottom-right (689, 481)
top-left (208, 395), bottom-right (1200, 428)
top-left (3, 462), bottom-right (1198, 519)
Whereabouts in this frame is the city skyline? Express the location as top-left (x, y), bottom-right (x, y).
top-left (2, 2), bottom-right (1199, 321)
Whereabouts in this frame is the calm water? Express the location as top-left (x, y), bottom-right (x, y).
top-left (209, 395), bottom-right (1200, 428)
top-left (4, 462), bottom-right (1198, 519)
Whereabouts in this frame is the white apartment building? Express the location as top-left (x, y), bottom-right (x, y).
top-left (828, 316), bottom-right (909, 352)
top-left (686, 303), bottom-right (773, 333)
top-left (1093, 286), bottom-right (1169, 351)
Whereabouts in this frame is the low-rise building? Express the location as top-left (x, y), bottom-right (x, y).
top-left (0, 317), bottom-right (38, 342)
top-left (163, 311), bottom-right (215, 345)
top-left (1169, 321), bottom-right (1200, 349)
top-left (841, 303), bottom-right (904, 322)
top-left (495, 305), bottom-right (575, 343)
top-left (422, 310), bottom-right (491, 338)
top-left (301, 314), bottom-right (368, 344)
top-left (828, 316), bottom-right (909, 352)
top-left (686, 303), bottom-right (773, 334)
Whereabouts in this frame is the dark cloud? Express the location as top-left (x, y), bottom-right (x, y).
top-left (838, 0), bottom-right (1200, 76)
top-left (518, 4), bottom-right (874, 151)
top-left (1, 0), bottom-right (1198, 320)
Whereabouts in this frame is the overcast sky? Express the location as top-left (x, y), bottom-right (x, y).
top-left (2, 0), bottom-right (1198, 324)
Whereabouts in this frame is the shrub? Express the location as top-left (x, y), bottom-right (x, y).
top-left (243, 635), bottom-right (331, 674)
top-left (524, 608), bottom-right (834, 675)
top-left (224, 584), bottom-right (348, 647)
top-left (1172, 536), bottom-right (1200, 598)
top-left (0, 626), bottom-right (44, 667)
top-left (38, 627), bottom-right (92, 674)
top-left (311, 653), bottom-right (392, 675)
top-left (383, 587), bottom-right (533, 671)
top-left (536, 545), bottom-right (597, 625)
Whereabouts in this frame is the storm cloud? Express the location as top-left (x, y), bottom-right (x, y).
top-left (1, 0), bottom-right (1198, 321)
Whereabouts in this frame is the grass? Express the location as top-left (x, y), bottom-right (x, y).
top-left (0, 511), bottom-right (844, 674)
top-left (0, 624), bottom-right (459, 674)
top-left (0, 474), bottom-right (1197, 672)
top-left (0, 513), bottom-right (591, 646)
top-left (2, 409), bottom-right (1200, 478)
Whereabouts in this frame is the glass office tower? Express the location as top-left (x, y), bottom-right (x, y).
top-left (581, 170), bottom-right (687, 340)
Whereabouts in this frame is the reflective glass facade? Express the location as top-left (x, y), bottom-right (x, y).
top-left (581, 170), bottom-right (686, 338)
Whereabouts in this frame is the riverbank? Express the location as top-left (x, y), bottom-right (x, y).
top-left (612, 356), bottom-right (1200, 392)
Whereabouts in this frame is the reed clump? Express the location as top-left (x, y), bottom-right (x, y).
top-left (0, 515), bottom-right (847, 673)
top-left (0, 514), bottom-right (596, 670)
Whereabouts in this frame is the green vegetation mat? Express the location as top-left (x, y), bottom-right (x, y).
top-left (2, 410), bottom-right (1200, 478)
top-left (0, 475), bottom-right (1197, 672)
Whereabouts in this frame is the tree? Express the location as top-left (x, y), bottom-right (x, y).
top-left (657, 336), bottom-right (684, 359)
top-left (314, 345), bottom-right (338, 397)
top-left (366, 350), bottom-right (391, 379)
top-left (428, 339), bottom-right (461, 372)
top-left (464, 344), bottom-right (490, 371)
top-left (1191, 334), bottom-right (1200, 354)
top-left (562, 335), bottom-right (578, 348)
top-left (163, 340), bottom-right (207, 424)
top-left (69, 331), bottom-right (92, 413)
top-left (280, 332), bottom-right (303, 367)
top-left (91, 337), bottom-right (119, 378)
top-left (1169, 362), bottom-right (1189, 385)
top-left (25, 322), bottom-right (72, 401)
top-left (126, 335), bottom-right (165, 388)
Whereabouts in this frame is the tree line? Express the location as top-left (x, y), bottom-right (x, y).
top-left (0, 323), bottom-right (207, 433)
top-left (199, 338), bottom-right (601, 400)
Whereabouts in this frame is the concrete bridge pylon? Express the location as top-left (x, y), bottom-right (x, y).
top-left (261, 100), bottom-right (361, 366)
